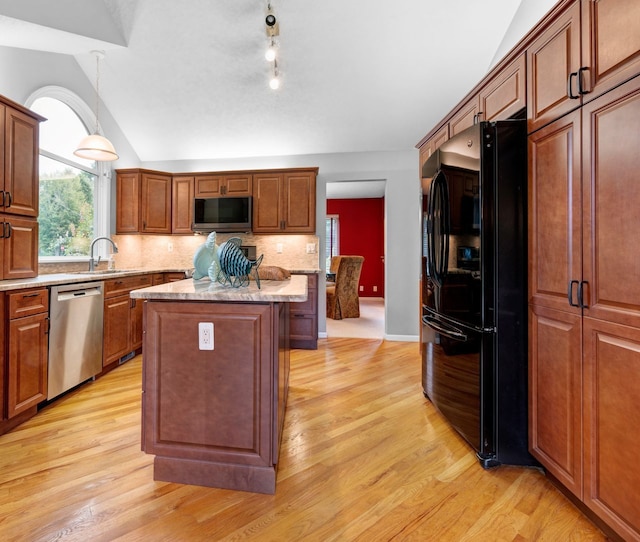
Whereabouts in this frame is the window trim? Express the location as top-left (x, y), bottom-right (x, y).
top-left (25, 86), bottom-right (112, 262)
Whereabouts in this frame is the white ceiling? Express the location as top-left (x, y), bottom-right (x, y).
top-left (0, 0), bottom-right (552, 197)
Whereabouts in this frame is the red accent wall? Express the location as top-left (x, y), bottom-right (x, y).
top-left (327, 198), bottom-right (384, 297)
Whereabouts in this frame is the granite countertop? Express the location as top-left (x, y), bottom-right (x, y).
top-left (0, 267), bottom-right (319, 293)
top-left (0, 268), bottom-right (190, 292)
top-left (130, 274), bottom-right (308, 303)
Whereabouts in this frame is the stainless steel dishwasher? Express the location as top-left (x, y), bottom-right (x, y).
top-left (48, 281), bottom-right (105, 400)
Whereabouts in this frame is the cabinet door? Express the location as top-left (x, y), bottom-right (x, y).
top-left (130, 297), bottom-right (145, 351)
top-left (194, 175), bottom-right (223, 197)
top-left (283, 172), bottom-right (315, 233)
top-left (1, 216), bottom-right (38, 280)
top-left (7, 312), bottom-right (48, 417)
top-left (582, 317), bottom-right (640, 541)
top-left (141, 173), bottom-right (171, 233)
top-left (527, 1), bottom-right (582, 132)
top-left (581, 76), bottom-right (640, 330)
top-left (480, 53), bottom-right (526, 121)
top-left (0, 293), bottom-right (5, 421)
top-left (528, 110), bottom-right (582, 314)
top-left (103, 294), bottom-right (131, 366)
top-left (290, 273), bottom-right (318, 349)
top-left (116, 172), bottom-right (140, 233)
top-left (252, 173), bottom-right (283, 232)
top-left (449, 97), bottom-right (480, 137)
top-left (3, 105), bottom-right (39, 217)
top-left (581, 0), bottom-right (640, 103)
top-left (529, 304), bottom-right (583, 499)
top-left (224, 174), bottom-right (252, 196)
top-left (172, 176), bottom-right (194, 234)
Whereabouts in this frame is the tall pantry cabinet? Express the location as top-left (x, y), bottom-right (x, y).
top-left (528, 1), bottom-right (640, 540)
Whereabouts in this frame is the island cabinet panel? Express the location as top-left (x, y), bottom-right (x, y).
top-left (289, 272), bottom-right (318, 349)
top-left (142, 300), bottom-right (289, 494)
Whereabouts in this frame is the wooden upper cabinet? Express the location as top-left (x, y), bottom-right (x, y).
top-left (2, 216), bottom-right (38, 280)
top-left (449, 97), bottom-right (480, 137)
top-left (2, 104), bottom-right (40, 217)
top-left (116, 169), bottom-right (172, 234)
top-left (116, 172), bottom-right (140, 233)
top-left (282, 171), bottom-right (316, 233)
top-left (527, 1), bottom-right (582, 133)
top-left (141, 172), bottom-right (171, 233)
top-left (194, 173), bottom-right (252, 197)
top-left (253, 173), bottom-right (284, 233)
top-left (418, 124), bottom-right (449, 172)
top-left (253, 169), bottom-right (316, 233)
top-left (580, 0), bottom-right (640, 104)
top-left (480, 53), bottom-right (526, 122)
top-left (171, 176), bottom-right (194, 234)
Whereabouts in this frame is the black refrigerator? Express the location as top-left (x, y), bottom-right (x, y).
top-left (421, 120), bottom-right (534, 468)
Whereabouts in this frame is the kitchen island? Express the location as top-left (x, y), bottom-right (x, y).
top-left (130, 275), bottom-right (307, 494)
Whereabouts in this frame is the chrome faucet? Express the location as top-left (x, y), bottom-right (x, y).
top-left (89, 237), bottom-right (119, 271)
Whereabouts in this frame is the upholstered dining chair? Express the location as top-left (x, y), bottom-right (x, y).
top-left (326, 255), bottom-right (364, 319)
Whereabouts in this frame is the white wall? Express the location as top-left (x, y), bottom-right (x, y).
top-left (145, 151), bottom-right (421, 340)
top-left (0, 45), bottom-right (421, 340)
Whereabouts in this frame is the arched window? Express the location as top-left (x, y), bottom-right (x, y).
top-left (26, 86), bottom-right (111, 260)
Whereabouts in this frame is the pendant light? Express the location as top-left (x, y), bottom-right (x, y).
top-left (74, 50), bottom-right (119, 161)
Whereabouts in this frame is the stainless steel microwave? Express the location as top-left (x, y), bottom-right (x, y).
top-left (192, 196), bottom-right (252, 233)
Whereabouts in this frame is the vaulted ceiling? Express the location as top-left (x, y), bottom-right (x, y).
top-left (0, 0), bottom-right (561, 164)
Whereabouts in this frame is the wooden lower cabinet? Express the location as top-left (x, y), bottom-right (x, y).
top-left (6, 288), bottom-right (49, 418)
top-left (289, 272), bottom-right (317, 349)
top-left (142, 300), bottom-right (289, 494)
top-left (103, 275), bottom-right (152, 368)
top-left (529, 304), bottom-right (583, 498)
top-left (582, 317), bottom-right (640, 540)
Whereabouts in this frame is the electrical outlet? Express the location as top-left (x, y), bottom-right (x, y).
top-left (373, 286), bottom-right (378, 292)
top-left (168, 242), bottom-right (173, 252)
top-left (276, 243), bottom-right (283, 253)
top-left (198, 322), bottom-right (214, 350)
top-left (306, 243), bottom-right (316, 254)
top-left (359, 285), bottom-right (364, 292)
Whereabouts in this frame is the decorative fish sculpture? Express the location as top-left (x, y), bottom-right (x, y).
top-left (192, 231), bottom-right (220, 281)
top-left (217, 237), bottom-right (264, 288)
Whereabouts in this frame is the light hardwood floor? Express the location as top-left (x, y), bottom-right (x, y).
top-left (0, 338), bottom-right (605, 541)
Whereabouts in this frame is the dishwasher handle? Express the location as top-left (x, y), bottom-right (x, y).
top-left (57, 287), bottom-right (103, 302)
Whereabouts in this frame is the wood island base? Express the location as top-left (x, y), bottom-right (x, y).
top-left (139, 297), bottom-right (293, 495)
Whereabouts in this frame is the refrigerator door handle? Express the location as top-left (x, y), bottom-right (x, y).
top-left (422, 314), bottom-right (468, 342)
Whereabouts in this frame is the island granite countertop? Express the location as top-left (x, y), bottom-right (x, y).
top-left (130, 274), bottom-right (308, 303)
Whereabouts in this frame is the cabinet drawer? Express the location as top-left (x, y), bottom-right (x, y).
top-left (104, 274), bottom-right (152, 298)
top-left (8, 288), bottom-right (48, 319)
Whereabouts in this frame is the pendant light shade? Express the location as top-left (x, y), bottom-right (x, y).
top-left (74, 50), bottom-right (118, 162)
top-left (74, 133), bottom-right (119, 161)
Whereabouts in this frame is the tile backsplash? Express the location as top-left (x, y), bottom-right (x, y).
top-left (110, 233), bottom-right (321, 271)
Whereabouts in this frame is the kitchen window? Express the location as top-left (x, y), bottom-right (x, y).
top-left (27, 87), bottom-right (111, 261)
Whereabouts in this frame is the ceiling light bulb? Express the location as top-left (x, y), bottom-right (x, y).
top-left (265, 45), bottom-right (277, 62)
top-left (269, 76), bottom-right (280, 90)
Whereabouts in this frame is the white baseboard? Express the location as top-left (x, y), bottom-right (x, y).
top-left (318, 331), bottom-right (328, 339)
top-left (383, 334), bottom-right (419, 342)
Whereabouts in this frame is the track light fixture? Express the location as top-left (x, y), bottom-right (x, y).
top-left (265, 2), bottom-right (281, 90)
